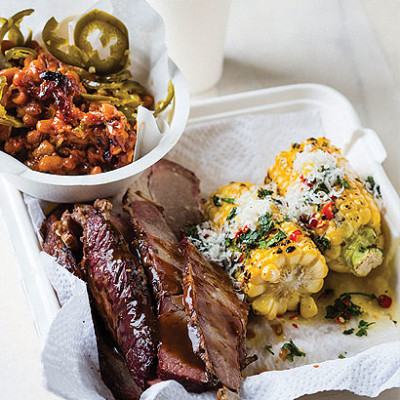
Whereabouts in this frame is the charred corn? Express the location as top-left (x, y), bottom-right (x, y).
top-left (204, 182), bottom-right (328, 320)
top-left (266, 137), bottom-right (384, 277)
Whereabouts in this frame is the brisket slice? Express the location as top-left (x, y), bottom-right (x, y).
top-left (181, 238), bottom-right (249, 392)
top-left (41, 208), bottom-right (143, 400)
top-left (123, 191), bottom-right (213, 392)
top-left (71, 199), bottom-right (158, 390)
top-left (93, 311), bottom-right (142, 400)
top-left (40, 207), bottom-right (82, 278)
top-left (129, 159), bottom-right (203, 237)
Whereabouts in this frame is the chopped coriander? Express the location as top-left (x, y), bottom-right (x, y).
top-left (343, 328), bottom-right (354, 335)
top-left (212, 195), bottom-right (222, 207)
top-left (315, 235), bottom-right (331, 251)
top-left (281, 340), bottom-right (306, 362)
top-left (338, 354), bottom-right (346, 359)
top-left (272, 198), bottom-right (283, 205)
top-left (258, 189), bottom-right (273, 198)
top-left (292, 143), bottom-right (300, 149)
top-left (259, 230), bottom-right (287, 248)
top-left (355, 320), bottom-right (375, 337)
top-left (265, 345), bottom-right (274, 355)
top-left (221, 196), bottom-right (235, 204)
top-left (393, 320), bottom-right (398, 325)
top-left (226, 207), bottom-right (237, 221)
top-left (183, 225), bottom-right (199, 239)
top-left (283, 216), bottom-right (290, 221)
top-left (314, 182), bottom-right (330, 194)
top-left (213, 195), bottom-right (235, 206)
top-left (337, 176), bottom-right (351, 189)
top-left (225, 237), bottom-right (233, 247)
top-left (366, 176), bottom-right (375, 189)
top-left (258, 212), bottom-right (274, 234)
top-left (238, 229), bottom-right (260, 247)
top-left (325, 293), bottom-right (363, 321)
top-left (366, 176), bottom-right (381, 197)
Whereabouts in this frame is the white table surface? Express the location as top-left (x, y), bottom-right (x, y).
top-left (1, 1), bottom-right (399, 399)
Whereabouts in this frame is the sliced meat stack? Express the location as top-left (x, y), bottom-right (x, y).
top-left (41, 205), bottom-right (145, 400)
top-left (123, 190), bottom-right (212, 391)
top-left (70, 199), bottom-right (158, 389)
top-left (40, 159), bottom-right (252, 400)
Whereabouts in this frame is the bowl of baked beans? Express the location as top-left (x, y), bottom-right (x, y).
top-left (0, 8), bottom-right (189, 202)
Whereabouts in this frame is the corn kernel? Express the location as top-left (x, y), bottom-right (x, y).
top-left (300, 296), bottom-right (318, 318)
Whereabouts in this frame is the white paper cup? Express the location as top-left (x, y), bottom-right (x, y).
top-left (147, 0), bottom-right (231, 95)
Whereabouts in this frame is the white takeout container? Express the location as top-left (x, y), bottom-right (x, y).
top-left (0, 59), bottom-right (189, 203)
top-left (1, 83), bottom-right (399, 399)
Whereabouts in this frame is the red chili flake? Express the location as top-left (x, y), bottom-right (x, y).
top-left (276, 314), bottom-right (283, 318)
top-left (290, 314), bottom-right (300, 320)
top-left (378, 294), bottom-right (392, 308)
top-left (300, 175), bottom-right (314, 188)
top-left (308, 216), bottom-right (319, 228)
top-left (238, 253), bottom-right (244, 263)
top-left (343, 299), bottom-right (350, 307)
top-left (234, 225), bottom-right (250, 239)
top-left (290, 230), bottom-right (303, 242)
top-left (313, 365), bottom-right (319, 368)
top-left (292, 323), bottom-right (298, 328)
top-left (321, 202), bottom-right (335, 220)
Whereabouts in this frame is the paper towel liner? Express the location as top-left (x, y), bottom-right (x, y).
top-left (0, 0), bottom-right (189, 203)
top-left (24, 111), bottom-right (400, 400)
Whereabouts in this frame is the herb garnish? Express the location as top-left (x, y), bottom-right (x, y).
top-left (259, 230), bottom-right (287, 248)
top-left (281, 340), bottom-right (306, 362)
top-left (338, 354), bottom-right (346, 359)
top-left (183, 224), bottom-right (199, 239)
top-left (226, 207), bottom-right (237, 221)
top-left (258, 212), bottom-right (274, 234)
top-left (355, 320), bottom-right (375, 337)
top-left (265, 345), bottom-right (274, 355)
top-left (337, 176), bottom-right (351, 189)
top-left (325, 293), bottom-right (363, 321)
top-left (343, 328), bottom-right (354, 335)
top-left (293, 143), bottom-right (300, 149)
top-left (212, 195), bottom-right (221, 206)
top-left (314, 235), bottom-right (331, 251)
top-left (366, 176), bottom-right (381, 196)
top-left (213, 195), bottom-right (235, 206)
top-left (313, 182), bottom-right (330, 194)
top-left (258, 189), bottom-right (273, 199)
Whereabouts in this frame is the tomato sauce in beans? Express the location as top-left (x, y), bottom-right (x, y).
top-left (0, 42), bottom-right (153, 175)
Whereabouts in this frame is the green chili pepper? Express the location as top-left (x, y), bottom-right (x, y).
top-left (43, 10), bottom-right (129, 75)
top-left (73, 9), bottom-right (129, 74)
top-left (0, 9), bottom-right (34, 45)
top-left (0, 76), bottom-right (26, 128)
top-left (42, 17), bottom-right (88, 68)
top-left (154, 81), bottom-right (175, 117)
top-left (4, 46), bottom-right (36, 62)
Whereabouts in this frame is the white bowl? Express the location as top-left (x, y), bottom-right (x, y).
top-left (0, 59), bottom-right (189, 203)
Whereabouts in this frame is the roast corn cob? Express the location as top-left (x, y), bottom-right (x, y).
top-left (204, 182), bottom-right (328, 320)
top-left (266, 137), bottom-right (384, 277)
